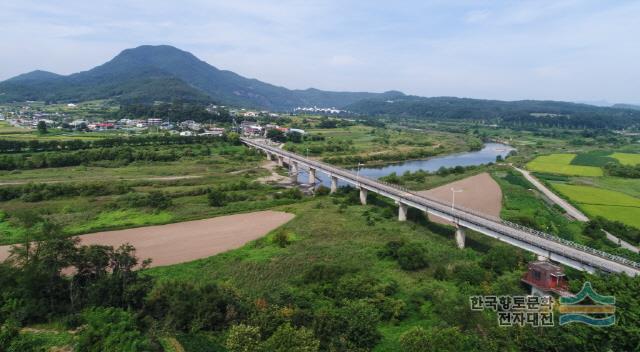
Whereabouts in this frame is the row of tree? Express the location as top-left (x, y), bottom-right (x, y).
top-left (117, 102), bottom-right (231, 123)
top-left (0, 134), bottom-right (235, 154)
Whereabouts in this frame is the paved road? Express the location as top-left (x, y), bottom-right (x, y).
top-left (604, 230), bottom-right (640, 253)
top-left (513, 166), bottom-right (589, 222)
top-left (514, 166), bottom-right (639, 253)
top-left (244, 138), bottom-right (640, 275)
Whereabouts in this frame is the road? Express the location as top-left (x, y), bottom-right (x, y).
top-left (604, 230), bottom-right (640, 253)
top-left (513, 166), bottom-right (589, 222)
top-left (514, 166), bottom-right (639, 253)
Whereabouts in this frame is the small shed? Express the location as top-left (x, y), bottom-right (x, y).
top-left (521, 261), bottom-right (571, 296)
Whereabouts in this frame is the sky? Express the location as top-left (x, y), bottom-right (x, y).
top-left (1, 0), bottom-right (639, 104)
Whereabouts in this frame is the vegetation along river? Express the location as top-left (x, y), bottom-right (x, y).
top-left (296, 142), bottom-right (515, 186)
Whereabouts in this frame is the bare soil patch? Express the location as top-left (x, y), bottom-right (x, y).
top-left (0, 211), bottom-right (294, 267)
top-left (417, 172), bottom-right (502, 225)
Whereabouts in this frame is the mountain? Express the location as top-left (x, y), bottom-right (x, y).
top-left (0, 45), bottom-right (403, 110)
top-left (346, 95), bottom-right (640, 129)
top-left (612, 103), bottom-right (640, 111)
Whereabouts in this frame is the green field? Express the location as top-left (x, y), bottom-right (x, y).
top-left (552, 183), bottom-right (640, 228)
top-left (527, 153), bottom-right (603, 176)
top-left (611, 152), bottom-right (640, 165)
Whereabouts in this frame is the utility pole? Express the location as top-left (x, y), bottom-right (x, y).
top-left (451, 187), bottom-right (463, 212)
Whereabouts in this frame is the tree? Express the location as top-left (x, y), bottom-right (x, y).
top-left (226, 324), bottom-right (262, 352)
top-left (36, 121), bottom-right (47, 134)
top-left (288, 131), bottom-right (303, 143)
top-left (399, 326), bottom-right (470, 352)
top-left (208, 189), bottom-right (228, 207)
top-left (267, 129), bottom-right (286, 143)
top-left (263, 323), bottom-right (320, 352)
top-left (396, 242), bottom-right (430, 271)
top-left (313, 300), bottom-right (381, 351)
top-left (77, 308), bottom-right (152, 352)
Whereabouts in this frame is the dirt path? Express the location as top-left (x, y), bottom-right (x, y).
top-left (417, 172), bottom-right (502, 225)
top-left (0, 211), bottom-right (294, 267)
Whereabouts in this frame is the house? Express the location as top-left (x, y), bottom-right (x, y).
top-left (147, 118), bottom-right (163, 126)
top-left (521, 261), bottom-right (572, 297)
top-left (289, 128), bottom-right (306, 135)
top-left (200, 128), bottom-right (225, 137)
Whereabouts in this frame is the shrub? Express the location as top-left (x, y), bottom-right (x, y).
top-left (208, 189), bottom-right (228, 207)
top-left (226, 324), bottom-right (262, 352)
top-left (144, 281), bottom-right (247, 332)
top-left (263, 323), bottom-right (319, 352)
top-left (273, 231), bottom-right (292, 248)
top-left (399, 326), bottom-right (470, 352)
top-left (396, 242), bottom-right (430, 271)
top-left (77, 308), bottom-right (152, 352)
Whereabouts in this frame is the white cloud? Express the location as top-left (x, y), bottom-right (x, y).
top-left (0, 0), bottom-right (639, 103)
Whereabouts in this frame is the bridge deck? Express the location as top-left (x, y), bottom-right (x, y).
top-left (242, 138), bottom-right (640, 276)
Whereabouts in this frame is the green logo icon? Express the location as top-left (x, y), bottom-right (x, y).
top-left (558, 282), bottom-right (615, 326)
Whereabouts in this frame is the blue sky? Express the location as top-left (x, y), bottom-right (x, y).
top-left (1, 0), bottom-right (638, 104)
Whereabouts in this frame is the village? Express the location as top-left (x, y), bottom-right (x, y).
top-left (0, 102), bottom-right (308, 138)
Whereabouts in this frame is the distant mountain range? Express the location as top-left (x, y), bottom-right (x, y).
top-left (1, 44), bottom-right (639, 128)
top-left (345, 95), bottom-right (640, 129)
top-left (0, 45), bottom-right (403, 110)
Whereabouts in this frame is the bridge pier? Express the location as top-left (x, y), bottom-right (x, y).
top-left (289, 161), bottom-right (298, 183)
top-left (330, 176), bottom-right (338, 194)
top-left (308, 168), bottom-right (316, 184)
top-left (359, 187), bottom-right (368, 205)
top-left (266, 151), bottom-right (272, 161)
top-left (277, 156), bottom-right (284, 167)
top-left (455, 226), bottom-right (466, 249)
top-left (398, 202), bottom-right (408, 221)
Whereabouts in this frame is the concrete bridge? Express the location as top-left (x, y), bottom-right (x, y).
top-left (242, 137), bottom-right (640, 276)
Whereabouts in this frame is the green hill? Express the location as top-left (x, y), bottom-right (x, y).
top-left (0, 45), bottom-right (402, 110)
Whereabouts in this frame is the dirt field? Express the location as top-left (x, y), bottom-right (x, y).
top-left (0, 211), bottom-right (294, 267)
top-left (417, 172), bottom-right (502, 225)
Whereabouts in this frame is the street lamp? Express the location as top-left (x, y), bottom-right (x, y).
top-left (356, 162), bottom-right (365, 186)
top-left (450, 187), bottom-right (463, 212)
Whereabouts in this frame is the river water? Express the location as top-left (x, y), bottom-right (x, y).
top-left (295, 143), bottom-right (514, 187)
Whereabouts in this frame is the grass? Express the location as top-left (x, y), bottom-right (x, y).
top-left (577, 176), bottom-right (640, 198)
top-left (551, 183), bottom-right (640, 228)
top-left (492, 169), bottom-right (583, 241)
top-left (611, 152), bottom-right (640, 165)
top-left (285, 125), bottom-right (468, 166)
top-left (64, 209), bottom-right (174, 234)
top-left (148, 194), bottom-right (531, 351)
top-left (527, 153), bottom-right (603, 176)
top-left (571, 150), bottom-right (617, 167)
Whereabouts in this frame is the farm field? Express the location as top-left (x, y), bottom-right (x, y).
top-left (572, 176), bottom-right (640, 199)
top-left (0, 210), bottom-right (295, 266)
top-left (417, 172), bottom-right (502, 225)
top-left (611, 152), bottom-right (640, 165)
top-left (526, 153), bottom-right (603, 176)
top-left (551, 183), bottom-right (640, 228)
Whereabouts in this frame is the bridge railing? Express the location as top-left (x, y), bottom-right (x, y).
top-left (243, 138), bottom-right (640, 270)
top-left (362, 171), bottom-right (640, 270)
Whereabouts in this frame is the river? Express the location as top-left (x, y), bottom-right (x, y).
top-left (296, 142), bottom-right (515, 186)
